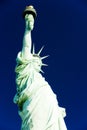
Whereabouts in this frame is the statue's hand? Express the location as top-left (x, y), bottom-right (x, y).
top-left (25, 14), bottom-right (34, 31)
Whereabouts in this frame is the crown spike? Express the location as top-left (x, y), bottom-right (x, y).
top-left (38, 46), bottom-right (44, 55)
top-left (32, 44), bottom-right (35, 54)
top-left (40, 69), bottom-right (44, 73)
top-left (42, 63), bottom-right (48, 66)
top-left (41, 55), bottom-right (49, 60)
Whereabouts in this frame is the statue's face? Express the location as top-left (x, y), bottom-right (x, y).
top-left (32, 55), bottom-right (42, 72)
top-left (25, 14), bottom-right (34, 30)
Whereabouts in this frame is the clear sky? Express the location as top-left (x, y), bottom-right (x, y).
top-left (0, 0), bottom-right (87, 130)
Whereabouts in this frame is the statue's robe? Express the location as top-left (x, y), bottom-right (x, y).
top-left (13, 52), bottom-right (67, 130)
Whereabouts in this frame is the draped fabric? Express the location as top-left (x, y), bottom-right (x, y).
top-left (13, 52), bottom-right (67, 130)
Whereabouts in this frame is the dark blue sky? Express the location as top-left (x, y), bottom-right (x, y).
top-left (0, 0), bottom-right (87, 130)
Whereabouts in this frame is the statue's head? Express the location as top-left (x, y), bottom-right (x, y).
top-left (31, 45), bottom-right (49, 73)
top-left (32, 54), bottom-right (43, 72)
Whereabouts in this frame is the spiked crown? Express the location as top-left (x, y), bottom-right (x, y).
top-left (32, 44), bottom-right (49, 73)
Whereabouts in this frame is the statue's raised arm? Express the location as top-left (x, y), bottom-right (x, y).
top-left (22, 5), bottom-right (37, 59)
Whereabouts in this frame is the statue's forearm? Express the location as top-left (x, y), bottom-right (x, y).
top-left (21, 12), bottom-right (35, 59)
top-left (21, 30), bottom-right (32, 58)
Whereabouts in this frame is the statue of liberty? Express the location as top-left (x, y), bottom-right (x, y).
top-left (13, 5), bottom-right (67, 130)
